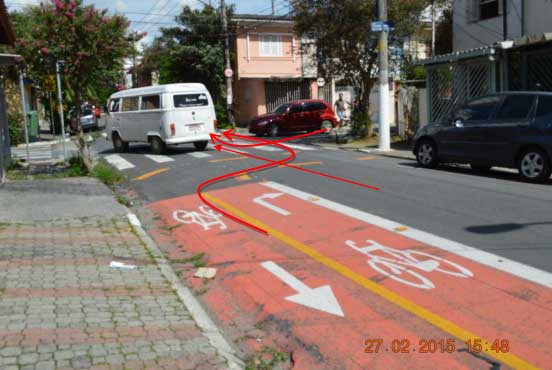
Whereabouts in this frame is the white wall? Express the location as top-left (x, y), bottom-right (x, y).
top-left (453, 0), bottom-right (531, 51)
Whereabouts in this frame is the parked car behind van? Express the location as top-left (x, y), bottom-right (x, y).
top-left (106, 83), bottom-right (217, 154)
top-left (249, 99), bottom-right (338, 137)
top-left (69, 106), bottom-right (98, 133)
top-left (413, 92), bottom-right (552, 182)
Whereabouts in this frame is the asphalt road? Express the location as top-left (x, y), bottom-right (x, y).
top-left (91, 133), bottom-right (552, 369)
top-left (92, 135), bottom-right (552, 273)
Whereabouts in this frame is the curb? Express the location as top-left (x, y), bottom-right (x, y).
top-left (127, 213), bottom-right (244, 370)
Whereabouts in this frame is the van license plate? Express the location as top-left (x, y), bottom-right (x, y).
top-left (188, 124), bottom-right (202, 132)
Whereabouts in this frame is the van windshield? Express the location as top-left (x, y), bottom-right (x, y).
top-left (173, 93), bottom-right (209, 108)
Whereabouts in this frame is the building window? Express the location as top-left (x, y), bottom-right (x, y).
top-left (259, 34), bottom-right (283, 57)
top-left (480, 0), bottom-right (500, 20)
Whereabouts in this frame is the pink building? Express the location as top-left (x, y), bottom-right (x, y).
top-left (231, 14), bottom-right (318, 126)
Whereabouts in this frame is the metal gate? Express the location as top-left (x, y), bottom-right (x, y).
top-left (509, 48), bottom-right (552, 91)
top-left (265, 80), bottom-right (311, 113)
top-left (427, 59), bottom-right (495, 122)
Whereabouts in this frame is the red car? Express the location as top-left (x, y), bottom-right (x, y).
top-left (249, 99), bottom-right (339, 137)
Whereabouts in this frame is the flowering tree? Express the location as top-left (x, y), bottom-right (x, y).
top-left (13, 0), bottom-right (137, 169)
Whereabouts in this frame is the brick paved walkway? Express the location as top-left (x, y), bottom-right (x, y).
top-left (0, 216), bottom-right (230, 370)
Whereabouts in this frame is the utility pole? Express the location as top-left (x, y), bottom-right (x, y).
top-left (502, 0), bottom-right (508, 40)
top-left (272, 0), bottom-right (276, 15)
top-left (378, 0), bottom-right (390, 151)
top-left (431, 0), bottom-right (436, 57)
top-left (18, 66), bottom-right (30, 164)
top-left (55, 60), bottom-right (67, 161)
top-left (221, 0), bottom-right (235, 127)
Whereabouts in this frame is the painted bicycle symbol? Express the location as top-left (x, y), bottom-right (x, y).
top-left (345, 239), bottom-right (473, 290)
top-left (173, 206), bottom-right (227, 231)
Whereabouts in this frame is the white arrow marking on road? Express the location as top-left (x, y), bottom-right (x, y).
top-left (253, 193), bottom-right (291, 216)
top-left (261, 261), bottom-right (344, 317)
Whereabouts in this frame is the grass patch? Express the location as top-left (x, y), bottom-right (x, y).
top-left (170, 252), bottom-right (207, 268)
top-left (116, 195), bottom-right (131, 207)
top-left (245, 346), bottom-right (289, 370)
top-left (0, 287), bottom-right (5, 296)
top-left (93, 162), bottom-right (124, 186)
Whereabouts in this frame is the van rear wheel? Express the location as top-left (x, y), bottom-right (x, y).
top-left (150, 136), bottom-right (166, 155)
top-left (194, 141), bottom-right (208, 151)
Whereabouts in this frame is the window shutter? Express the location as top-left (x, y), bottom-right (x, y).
top-left (466, 0), bottom-right (480, 21)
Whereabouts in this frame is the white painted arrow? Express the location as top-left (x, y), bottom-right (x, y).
top-left (261, 261), bottom-right (344, 317)
top-left (253, 193), bottom-right (291, 216)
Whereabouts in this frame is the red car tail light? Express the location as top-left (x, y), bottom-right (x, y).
top-left (170, 123), bottom-right (176, 136)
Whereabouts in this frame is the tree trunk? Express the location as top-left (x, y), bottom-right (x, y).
top-left (362, 78), bottom-right (375, 138)
top-left (74, 93), bottom-right (93, 172)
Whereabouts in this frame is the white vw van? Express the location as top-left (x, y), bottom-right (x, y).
top-left (106, 83), bottom-right (217, 154)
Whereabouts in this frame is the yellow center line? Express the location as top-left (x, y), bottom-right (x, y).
top-left (279, 161), bottom-right (322, 168)
top-left (357, 156), bottom-right (377, 161)
top-left (203, 192), bottom-right (539, 370)
top-left (236, 174), bottom-right (251, 181)
top-left (133, 167), bottom-right (170, 181)
top-left (209, 156), bottom-right (248, 163)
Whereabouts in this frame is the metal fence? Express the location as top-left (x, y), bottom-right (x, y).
top-left (427, 59), bottom-right (496, 122)
top-left (264, 80), bottom-right (311, 113)
top-left (509, 48), bottom-right (552, 91)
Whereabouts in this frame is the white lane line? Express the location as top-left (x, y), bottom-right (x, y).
top-left (104, 154), bottom-right (135, 170)
top-left (261, 181), bottom-right (552, 289)
top-left (187, 152), bottom-right (212, 159)
top-left (144, 154), bottom-right (175, 163)
top-left (285, 144), bottom-right (317, 151)
top-left (252, 146), bottom-right (281, 152)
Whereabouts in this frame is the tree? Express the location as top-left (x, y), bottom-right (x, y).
top-left (435, 8), bottom-right (453, 55)
top-left (292, 0), bottom-right (432, 137)
top-left (13, 0), bottom-right (136, 169)
top-left (143, 4), bottom-right (233, 126)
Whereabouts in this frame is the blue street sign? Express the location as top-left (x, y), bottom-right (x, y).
top-left (371, 20), bottom-right (395, 32)
top-left (371, 21), bottom-right (385, 32)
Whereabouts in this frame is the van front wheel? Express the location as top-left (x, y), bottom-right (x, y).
top-left (112, 132), bottom-right (129, 153)
top-left (194, 141), bottom-right (208, 151)
top-left (150, 136), bottom-right (166, 155)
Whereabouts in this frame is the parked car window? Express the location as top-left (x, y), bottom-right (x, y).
top-left (289, 104), bottom-right (303, 114)
top-left (82, 108), bottom-right (93, 116)
top-left (496, 95), bottom-right (534, 120)
top-left (109, 99), bottom-right (120, 113)
top-left (454, 96), bottom-right (501, 122)
top-left (122, 97), bottom-right (139, 112)
top-left (536, 96), bottom-right (552, 117)
top-left (173, 93), bottom-right (209, 108)
top-left (141, 95), bottom-right (161, 110)
top-left (304, 102), bottom-right (326, 112)
top-left (273, 103), bottom-right (290, 114)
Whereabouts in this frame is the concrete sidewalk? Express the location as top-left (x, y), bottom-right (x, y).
top-left (0, 178), bottom-right (242, 370)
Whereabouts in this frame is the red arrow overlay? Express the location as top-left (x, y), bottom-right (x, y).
top-left (197, 136), bottom-right (297, 235)
top-left (210, 129), bottom-right (328, 147)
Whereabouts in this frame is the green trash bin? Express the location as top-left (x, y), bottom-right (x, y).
top-left (27, 111), bottom-right (39, 141)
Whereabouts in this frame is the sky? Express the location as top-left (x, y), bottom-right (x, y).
top-left (5, 0), bottom-right (292, 44)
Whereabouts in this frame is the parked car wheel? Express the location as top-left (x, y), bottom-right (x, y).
top-left (321, 120), bottom-right (333, 132)
top-left (194, 141), bottom-right (208, 151)
top-left (268, 123), bottom-right (279, 137)
top-left (112, 132), bottom-right (129, 153)
top-left (415, 139), bottom-right (439, 168)
top-left (517, 148), bottom-right (551, 182)
top-left (471, 164), bottom-right (492, 172)
top-left (150, 136), bottom-right (166, 155)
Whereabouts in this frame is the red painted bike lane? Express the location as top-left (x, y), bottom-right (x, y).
top-left (147, 182), bottom-right (552, 370)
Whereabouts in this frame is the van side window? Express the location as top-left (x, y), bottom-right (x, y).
top-left (109, 99), bottom-right (120, 113)
top-left (122, 97), bottom-right (139, 112)
top-left (173, 93), bottom-right (209, 108)
top-left (141, 95), bottom-right (161, 110)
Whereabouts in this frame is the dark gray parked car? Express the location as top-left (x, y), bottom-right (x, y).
top-left (413, 92), bottom-right (552, 182)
